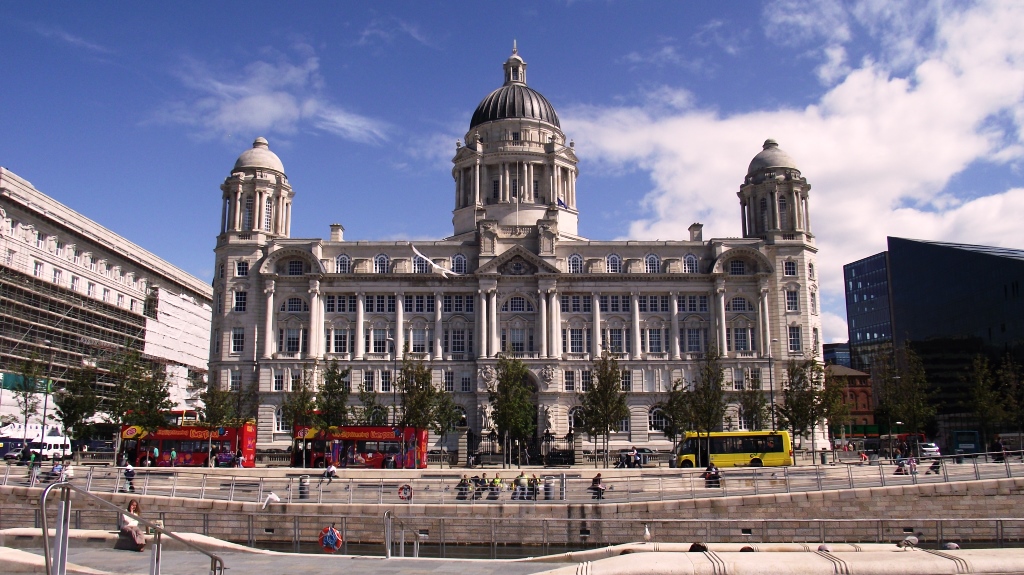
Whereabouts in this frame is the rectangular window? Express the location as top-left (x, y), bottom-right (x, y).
top-left (699, 295), bottom-right (709, 312)
top-left (784, 261), bottom-right (797, 276)
top-left (363, 371), bottom-right (375, 392)
top-left (234, 291), bottom-right (247, 312)
top-left (660, 295), bottom-right (670, 312)
top-left (36, 231), bottom-right (45, 249)
top-left (620, 370), bottom-right (632, 392)
top-left (461, 376), bottom-right (472, 393)
top-left (564, 371), bottom-right (575, 392)
top-left (687, 328), bottom-right (702, 352)
top-left (734, 328), bottom-right (749, 351)
top-left (412, 329), bottom-right (427, 353)
top-left (70, 276), bottom-right (79, 292)
top-left (786, 290), bottom-right (799, 312)
top-left (52, 268), bottom-right (62, 284)
top-left (415, 295), bottom-right (425, 313)
top-left (451, 329), bottom-right (466, 353)
top-left (638, 295), bottom-right (648, 313)
top-left (464, 295), bottom-right (473, 313)
top-left (788, 326), bottom-right (802, 352)
top-left (749, 368), bottom-right (761, 390)
top-left (453, 295), bottom-right (463, 313)
top-left (380, 370), bottom-right (392, 393)
top-left (230, 371), bottom-right (241, 392)
top-left (649, 329), bottom-right (662, 353)
top-left (291, 374), bottom-right (300, 392)
top-left (492, 180), bottom-right (499, 200)
top-left (569, 328), bottom-right (584, 353)
top-left (730, 260), bottom-right (745, 275)
top-left (443, 371), bottom-right (455, 392)
top-left (264, 197), bottom-right (274, 231)
top-left (609, 295), bottom-right (619, 312)
top-left (274, 374), bottom-right (284, 391)
top-left (33, 261), bottom-right (43, 277)
top-left (510, 328), bottom-right (525, 353)
top-left (87, 282), bottom-right (95, 297)
top-left (560, 295), bottom-right (569, 313)
top-left (426, 296), bottom-right (435, 313)
top-left (443, 295), bottom-right (452, 313)
top-left (373, 329), bottom-right (388, 353)
top-left (387, 295), bottom-right (396, 313)
top-left (810, 292), bottom-right (817, 314)
top-left (232, 327), bottom-right (245, 353)
top-left (213, 329), bottom-right (220, 354)
top-left (117, 294), bottom-right (124, 307)
top-left (733, 368), bottom-right (745, 391)
top-left (364, 296), bottom-right (373, 312)
top-left (348, 296), bottom-right (358, 312)
top-left (376, 295), bottom-right (386, 313)
top-left (608, 329), bottom-right (624, 353)
top-left (580, 370), bottom-right (592, 392)
top-left (236, 261), bottom-right (249, 276)
top-left (325, 295), bottom-right (335, 313)
top-left (102, 288), bottom-right (110, 302)
top-left (286, 328), bottom-right (301, 353)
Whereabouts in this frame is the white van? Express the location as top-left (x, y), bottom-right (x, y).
top-left (25, 438), bottom-right (72, 461)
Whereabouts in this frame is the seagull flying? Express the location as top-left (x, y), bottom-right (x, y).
top-left (262, 492), bottom-right (281, 510)
top-left (411, 245), bottom-right (461, 278)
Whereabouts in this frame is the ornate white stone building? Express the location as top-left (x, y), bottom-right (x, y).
top-left (210, 47), bottom-right (823, 449)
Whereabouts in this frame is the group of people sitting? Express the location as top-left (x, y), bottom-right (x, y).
top-left (455, 472), bottom-right (541, 500)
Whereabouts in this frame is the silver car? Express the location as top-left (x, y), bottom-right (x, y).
top-left (920, 443), bottom-right (941, 459)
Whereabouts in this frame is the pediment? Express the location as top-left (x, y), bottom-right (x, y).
top-left (477, 244), bottom-right (560, 275)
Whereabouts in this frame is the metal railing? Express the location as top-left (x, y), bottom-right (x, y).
top-left (39, 481), bottom-right (225, 575)
top-left (4, 451), bottom-right (1021, 508)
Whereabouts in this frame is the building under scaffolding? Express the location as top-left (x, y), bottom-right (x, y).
top-left (0, 167), bottom-right (212, 423)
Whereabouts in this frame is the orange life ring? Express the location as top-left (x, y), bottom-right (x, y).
top-left (318, 525), bottom-right (342, 553)
top-left (398, 484), bottom-right (413, 501)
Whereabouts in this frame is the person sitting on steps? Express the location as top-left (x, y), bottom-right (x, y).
top-left (116, 499), bottom-right (146, 552)
top-left (590, 473), bottom-right (606, 500)
top-left (319, 461), bottom-right (338, 486)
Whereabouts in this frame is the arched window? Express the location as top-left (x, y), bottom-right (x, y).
top-left (569, 406), bottom-right (586, 430)
top-left (606, 254), bottom-right (622, 274)
top-left (645, 254), bottom-right (660, 274)
top-left (335, 255), bottom-right (351, 274)
top-left (567, 254), bottom-right (583, 274)
top-left (275, 406), bottom-right (289, 433)
top-left (280, 297), bottom-right (309, 312)
top-left (500, 296), bottom-right (534, 312)
top-left (374, 254), bottom-right (390, 274)
top-left (808, 263), bottom-right (815, 280)
top-left (778, 196), bottom-right (788, 228)
top-left (451, 254), bottom-right (467, 275)
top-left (683, 254), bottom-right (698, 274)
top-left (649, 407), bottom-right (668, 432)
top-left (413, 255), bottom-right (430, 274)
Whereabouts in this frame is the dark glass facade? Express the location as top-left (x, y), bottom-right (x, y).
top-left (844, 251), bottom-right (893, 372)
top-left (822, 342), bottom-right (851, 367)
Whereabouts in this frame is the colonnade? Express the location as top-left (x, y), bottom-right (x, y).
top-left (454, 161), bottom-right (577, 210)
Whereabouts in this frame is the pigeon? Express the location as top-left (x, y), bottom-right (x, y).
top-left (643, 524), bottom-right (651, 543)
top-left (262, 492), bottom-right (281, 510)
top-left (897, 536), bottom-right (919, 550)
top-left (943, 542), bottom-right (960, 550)
top-left (817, 544), bottom-right (832, 553)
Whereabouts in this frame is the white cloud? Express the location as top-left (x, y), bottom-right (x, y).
top-left (31, 24), bottom-right (112, 54)
top-left (154, 51), bottom-right (388, 145)
top-left (563, 0), bottom-right (1024, 345)
top-left (821, 311), bottom-right (849, 344)
top-left (358, 18), bottom-right (439, 49)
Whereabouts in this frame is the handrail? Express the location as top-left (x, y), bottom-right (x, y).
top-left (39, 481), bottom-right (225, 575)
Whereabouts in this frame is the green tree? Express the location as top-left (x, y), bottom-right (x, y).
top-left (777, 358), bottom-right (824, 453)
top-left (488, 354), bottom-right (536, 466)
top-left (997, 354), bottom-right (1024, 436)
top-left (281, 367), bottom-right (317, 467)
top-left (355, 386), bottom-right (390, 426)
top-left (130, 362), bottom-right (175, 433)
top-left (688, 346), bottom-right (728, 462)
top-left (579, 352), bottom-right (629, 468)
top-left (198, 373), bottom-right (235, 466)
top-left (314, 360), bottom-right (351, 430)
top-left (397, 357), bottom-right (438, 431)
top-left (818, 366), bottom-right (852, 448)
top-left (431, 391), bottom-right (462, 469)
top-left (659, 378), bottom-right (694, 453)
top-left (104, 349), bottom-right (152, 454)
top-left (53, 366), bottom-right (101, 458)
top-left (736, 386), bottom-right (770, 432)
top-left (892, 345), bottom-right (936, 435)
top-left (966, 355), bottom-right (1005, 457)
top-left (13, 354), bottom-right (44, 449)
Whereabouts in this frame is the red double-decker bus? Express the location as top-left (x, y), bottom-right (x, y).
top-left (293, 425), bottom-right (427, 469)
top-left (120, 421), bottom-right (257, 468)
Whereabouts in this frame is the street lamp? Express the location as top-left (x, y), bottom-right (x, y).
top-left (768, 338), bottom-right (778, 431)
top-left (385, 337), bottom-right (398, 426)
top-left (38, 340), bottom-right (56, 463)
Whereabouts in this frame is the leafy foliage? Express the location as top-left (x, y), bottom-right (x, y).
top-left (432, 391), bottom-right (462, 468)
top-left (966, 355), bottom-right (1005, 450)
top-left (777, 358), bottom-right (823, 448)
top-left (488, 354), bottom-right (535, 443)
top-left (579, 352), bottom-right (629, 467)
top-left (13, 354), bottom-right (44, 442)
top-left (873, 345), bottom-right (935, 434)
top-left (397, 357), bottom-right (439, 430)
top-left (315, 360), bottom-right (351, 429)
top-left (818, 366), bottom-right (851, 445)
top-left (736, 386), bottom-right (770, 432)
top-left (198, 373), bottom-right (235, 464)
top-left (53, 366), bottom-right (101, 446)
top-left (281, 367), bottom-right (316, 430)
top-left (688, 346), bottom-right (727, 435)
top-left (103, 350), bottom-right (174, 439)
top-left (355, 386), bottom-right (390, 426)
top-left (997, 354), bottom-right (1024, 434)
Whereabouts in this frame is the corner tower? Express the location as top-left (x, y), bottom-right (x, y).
top-left (737, 139), bottom-right (813, 244)
top-left (450, 43), bottom-right (583, 241)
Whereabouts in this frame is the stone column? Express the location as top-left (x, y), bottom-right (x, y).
top-left (715, 285), bottom-right (728, 353)
top-left (233, 192), bottom-right (242, 230)
top-left (395, 292), bottom-right (405, 360)
top-left (538, 290), bottom-right (548, 358)
top-left (670, 292), bottom-right (681, 360)
top-left (803, 196), bottom-right (812, 233)
top-left (631, 292), bottom-right (641, 360)
top-left (770, 190), bottom-right (780, 230)
top-left (308, 280), bottom-right (322, 359)
top-left (488, 290), bottom-right (498, 356)
top-left (549, 291), bottom-right (560, 358)
top-left (760, 286), bottom-right (771, 355)
top-left (474, 161), bottom-right (480, 205)
top-left (592, 293), bottom-right (602, 357)
top-left (740, 203), bottom-right (748, 237)
top-left (263, 280), bottom-right (275, 358)
top-left (434, 292), bottom-right (443, 359)
top-left (355, 292), bottom-right (365, 360)
top-left (477, 290), bottom-right (488, 359)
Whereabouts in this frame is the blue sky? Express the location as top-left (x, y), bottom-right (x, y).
top-left (2, 1), bottom-right (1023, 345)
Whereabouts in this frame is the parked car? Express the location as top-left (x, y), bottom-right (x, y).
top-left (919, 443), bottom-right (941, 459)
top-left (545, 449), bottom-right (575, 466)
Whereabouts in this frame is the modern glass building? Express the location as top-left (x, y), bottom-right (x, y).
top-left (843, 251), bottom-right (893, 372)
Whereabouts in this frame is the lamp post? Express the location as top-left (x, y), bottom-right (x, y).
top-left (768, 338), bottom-right (778, 431)
top-left (385, 337), bottom-right (398, 426)
top-left (39, 340), bottom-right (56, 463)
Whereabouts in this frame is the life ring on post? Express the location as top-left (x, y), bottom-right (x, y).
top-left (398, 484), bottom-right (413, 501)
top-left (319, 525), bottom-right (342, 553)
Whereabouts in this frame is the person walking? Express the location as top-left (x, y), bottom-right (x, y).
top-left (123, 463), bottom-right (136, 492)
top-left (170, 448), bottom-right (177, 467)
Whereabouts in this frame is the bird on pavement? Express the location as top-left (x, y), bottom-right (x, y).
top-left (643, 524), bottom-right (651, 543)
top-left (943, 542), bottom-right (960, 550)
top-left (897, 536), bottom-right (919, 550)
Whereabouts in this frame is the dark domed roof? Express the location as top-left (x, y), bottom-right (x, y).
top-left (470, 84), bottom-right (560, 129)
top-left (747, 139), bottom-right (798, 175)
top-left (470, 46), bottom-right (561, 130)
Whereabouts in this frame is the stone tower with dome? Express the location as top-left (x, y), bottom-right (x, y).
top-left (207, 46), bottom-right (826, 456)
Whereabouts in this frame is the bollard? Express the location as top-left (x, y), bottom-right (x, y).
top-left (299, 475), bottom-right (310, 500)
top-left (955, 450), bottom-right (964, 465)
top-left (544, 477), bottom-right (554, 500)
top-left (820, 451), bottom-right (827, 465)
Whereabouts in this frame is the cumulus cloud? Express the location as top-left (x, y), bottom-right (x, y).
top-left (563, 0), bottom-right (1024, 344)
top-left (154, 50), bottom-right (389, 144)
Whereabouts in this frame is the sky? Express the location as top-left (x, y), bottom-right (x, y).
top-left (1, 1), bottom-right (1023, 346)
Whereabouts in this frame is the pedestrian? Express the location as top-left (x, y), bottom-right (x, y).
top-left (993, 437), bottom-right (1005, 463)
top-left (123, 463), bottom-right (136, 492)
top-left (908, 457), bottom-right (918, 475)
top-left (170, 448), bottom-right (177, 467)
top-left (489, 473), bottom-right (504, 500)
top-left (473, 474), bottom-right (488, 500)
top-left (703, 463), bottom-right (721, 488)
top-left (152, 445), bottom-right (159, 464)
top-left (512, 471), bottom-right (527, 500)
top-left (456, 475), bottom-right (472, 500)
top-left (925, 459), bottom-right (941, 475)
top-left (530, 473), bottom-right (540, 500)
top-left (590, 473), bottom-right (606, 500)
top-left (235, 448), bottom-right (244, 468)
top-left (630, 446), bottom-right (643, 469)
top-left (319, 461), bottom-right (337, 486)
top-left (117, 499), bottom-right (146, 552)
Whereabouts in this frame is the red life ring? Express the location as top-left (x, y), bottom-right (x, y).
top-left (318, 525), bottom-right (342, 553)
top-left (398, 484), bottom-right (413, 501)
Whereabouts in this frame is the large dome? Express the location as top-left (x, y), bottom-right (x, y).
top-left (233, 137), bottom-right (285, 174)
top-left (747, 139), bottom-right (798, 175)
top-left (469, 46), bottom-right (560, 130)
top-left (470, 84), bottom-right (560, 129)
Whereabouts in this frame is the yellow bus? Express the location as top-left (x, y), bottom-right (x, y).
top-left (675, 430), bottom-right (793, 468)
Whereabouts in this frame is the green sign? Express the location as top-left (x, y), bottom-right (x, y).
top-left (1, 373), bottom-right (53, 393)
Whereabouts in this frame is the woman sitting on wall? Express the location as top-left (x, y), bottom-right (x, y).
top-left (115, 499), bottom-right (146, 552)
